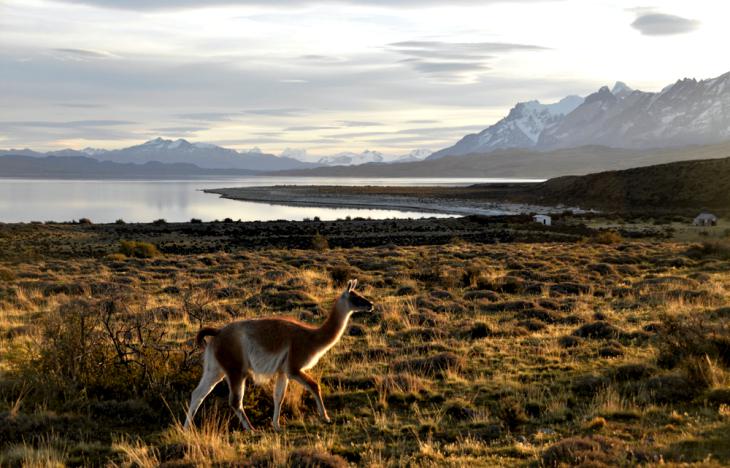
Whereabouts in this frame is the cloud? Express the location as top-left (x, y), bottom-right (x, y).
top-left (389, 40), bottom-right (547, 78)
top-left (57, 102), bottom-right (107, 108)
top-left (51, 48), bottom-right (115, 61)
top-left (2, 120), bottom-right (135, 128)
top-left (53, 0), bottom-right (553, 11)
top-left (176, 112), bottom-right (238, 121)
top-left (245, 108), bottom-right (305, 116)
top-left (339, 121), bottom-right (382, 127)
top-left (631, 13), bottom-right (700, 36)
top-left (284, 125), bottom-right (340, 131)
top-left (150, 125), bottom-right (208, 134)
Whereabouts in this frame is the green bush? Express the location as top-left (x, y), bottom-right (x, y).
top-left (119, 240), bottom-right (160, 258)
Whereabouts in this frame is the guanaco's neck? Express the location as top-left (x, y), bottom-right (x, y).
top-left (314, 302), bottom-right (350, 348)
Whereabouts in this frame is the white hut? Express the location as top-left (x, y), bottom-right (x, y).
top-left (693, 212), bottom-right (718, 226)
top-left (533, 214), bottom-right (552, 226)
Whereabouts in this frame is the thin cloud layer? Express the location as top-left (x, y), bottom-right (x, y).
top-left (631, 13), bottom-right (700, 36)
top-left (390, 41), bottom-right (547, 79)
top-left (1, 0), bottom-right (725, 154)
top-left (56, 0), bottom-right (552, 11)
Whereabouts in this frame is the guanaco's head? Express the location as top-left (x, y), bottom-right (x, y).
top-left (337, 279), bottom-right (373, 315)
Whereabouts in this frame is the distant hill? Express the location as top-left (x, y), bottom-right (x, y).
top-left (268, 142), bottom-right (730, 179)
top-left (431, 71), bottom-right (730, 159)
top-left (528, 156), bottom-right (730, 212)
top-left (0, 154), bottom-right (260, 178)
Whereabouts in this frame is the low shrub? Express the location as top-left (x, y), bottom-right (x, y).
top-left (686, 240), bottom-right (730, 260)
top-left (28, 298), bottom-right (194, 403)
top-left (541, 436), bottom-right (630, 467)
top-left (0, 268), bottom-right (15, 282)
top-left (329, 264), bottom-right (351, 286)
top-left (656, 314), bottom-right (730, 369)
top-left (589, 230), bottom-right (623, 244)
top-left (311, 232), bottom-right (329, 251)
top-left (119, 240), bottom-right (161, 259)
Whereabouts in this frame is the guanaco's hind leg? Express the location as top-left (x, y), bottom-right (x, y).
top-left (292, 371), bottom-right (331, 423)
top-left (227, 372), bottom-right (255, 431)
top-left (185, 352), bottom-right (224, 429)
top-left (272, 373), bottom-right (289, 431)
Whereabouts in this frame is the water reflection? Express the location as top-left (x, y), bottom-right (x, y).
top-left (0, 177), bottom-right (540, 223)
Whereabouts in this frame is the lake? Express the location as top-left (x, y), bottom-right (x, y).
top-left (0, 177), bottom-right (542, 223)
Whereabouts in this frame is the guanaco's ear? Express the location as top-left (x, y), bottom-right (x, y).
top-left (348, 279), bottom-right (358, 292)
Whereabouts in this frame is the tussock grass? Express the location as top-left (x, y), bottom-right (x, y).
top-left (0, 225), bottom-right (728, 465)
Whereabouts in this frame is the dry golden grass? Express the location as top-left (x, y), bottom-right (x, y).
top-left (0, 224), bottom-right (729, 466)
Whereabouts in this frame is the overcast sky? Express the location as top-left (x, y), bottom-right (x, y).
top-left (1, 0), bottom-right (727, 157)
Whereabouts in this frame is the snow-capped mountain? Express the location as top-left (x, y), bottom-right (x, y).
top-left (538, 72), bottom-right (730, 150)
top-left (431, 71), bottom-right (730, 159)
top-left (81, 147), bottom-right (109, 156)
top-left (84, 138), bottom-right (316, 171)
top-left (317, 150), bottom-right (385, 166)
top-left (392, 148), bottom-right (433, 163)
top-left (2, 138), bottom-right (316, 171)
top-left (428, 95), bottom-right (583, 159)
top-left (314, 148), bottom-right (432, 166)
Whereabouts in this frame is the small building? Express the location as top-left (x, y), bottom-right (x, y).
top-left (533, 214), bottom-right (552, 226)
top-left (693, 212), bottom-right (718, 226)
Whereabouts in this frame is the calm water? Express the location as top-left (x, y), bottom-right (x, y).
top-left (0, 177), bottom-right (541, 223)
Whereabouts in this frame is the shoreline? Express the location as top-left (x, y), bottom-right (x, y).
top-left (204, 185), bottom-right (575, 217)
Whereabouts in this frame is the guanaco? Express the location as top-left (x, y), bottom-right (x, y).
top-left (184, 279), bottom-right (373, 431)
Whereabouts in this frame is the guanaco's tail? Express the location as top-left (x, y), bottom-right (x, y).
top-left (196, 327), bottom-right (220, 349)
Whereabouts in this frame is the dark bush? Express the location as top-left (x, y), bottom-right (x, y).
top-left (312, 232), bottom-right (329, 251)
top-left (589, 230), bottom-right (623, 244)
top-left (0, 268), bottom-right (15, 282)
top-left (288, 449), bottom-right (348, 468)
top-left (496, 397), bottom-right (529, 431)
top-left (78, 217), bottom-right (93, 225)
top-left (645, 374), bottom-right (701, 403)
top-left (328, 264), bottom-right (351, 286)
top-left (29, 298), bottom-right (191, 402)
top-left (572, 321), bottom-right (622, 340)
top-left (119, 240), bottom-right (161, 259)
top-left (541, 436), bottom-right (630, 467)
top-left (461, 265), bottom-right (481, 287)
top-left (686, 240), bottom-right (730, 260)
top-left (656, 314), bottom-right (730, 369)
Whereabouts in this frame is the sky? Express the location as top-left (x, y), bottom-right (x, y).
top-left (1, 0), bottom-right (728, 158)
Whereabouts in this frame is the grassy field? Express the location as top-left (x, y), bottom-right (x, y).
top-left (0, 221), bottom-right (729, 466)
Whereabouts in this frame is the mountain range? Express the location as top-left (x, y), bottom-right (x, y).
top-left (0, 154), bottom-right (259, 179)
top-left (431, 71), bottom-right (730, 159)
top-left (2, 70), bottom-right (729, 177)
top-left (0, 138), bottom-right (433, 171)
